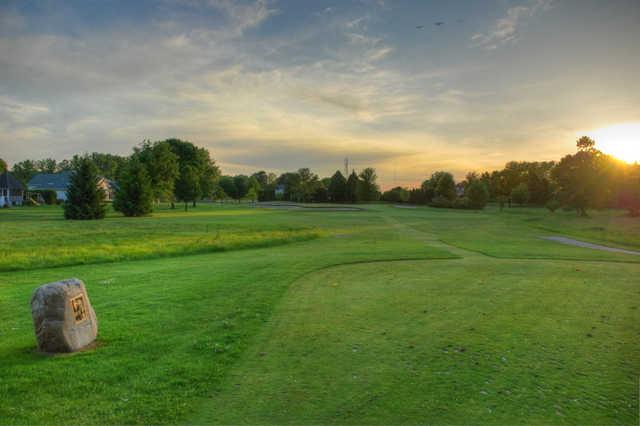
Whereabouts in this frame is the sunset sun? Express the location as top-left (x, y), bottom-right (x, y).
top-left (587, 123), bottom-right (640, 163)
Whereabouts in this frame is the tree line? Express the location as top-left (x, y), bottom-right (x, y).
top-left (216, 167), bottom-right (380, 204)
top-left (1, 135), bottom-right (638, 219)
top-left (382, 136), bottom-right (640, 216)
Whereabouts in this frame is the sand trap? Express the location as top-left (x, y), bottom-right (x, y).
top-left (541, 236), bottom-right (640, 256)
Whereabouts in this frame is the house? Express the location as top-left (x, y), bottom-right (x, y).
top-left (274, 184), bottom-right (286, 200)
top-left (0, 171), bottom-right (25, 207)
top-left (28, 172), bottom-right (117, 202)
top-left (28, 171), bottom-right (73, 201)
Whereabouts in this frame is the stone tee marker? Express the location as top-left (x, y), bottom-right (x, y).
top-left (31, 278), bottom-right (98, 353)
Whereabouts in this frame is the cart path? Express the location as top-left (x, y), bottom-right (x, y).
top-left (541, 236), bottom-right (640, 256)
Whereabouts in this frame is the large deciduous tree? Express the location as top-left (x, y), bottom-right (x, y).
top-left (357, 168), bottom-right (380, 201)
top-left (165, 139), bottom-right (220, 206)
top-left (174, 165), bottom-right (200, 211)
top-left (135, 140), bottom-right (179, 204)
top-left (11, 160), bottom-right (38, 185)
top-left (467, 181), bottom-right (489, 209)
top-left (551, 136), bottom-right (608, 216)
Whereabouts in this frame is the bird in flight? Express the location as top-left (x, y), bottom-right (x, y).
top-left (434, 21), bottom-right (445, 26)
top-left (416, 25), bottom-right (424, 29)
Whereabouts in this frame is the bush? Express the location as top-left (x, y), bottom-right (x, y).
top-left (546, 199), bottom-right (561, 213)
top-left (34, 189), bottom-right (57, 205)
top-left (453, 197), bottom-right (470, 209)
top-left (430, 195), bottom-right (453, 208)
top-left (382, 187), bottom-right (410, 203)
top-left (467, 181), bottom-right (489, 209)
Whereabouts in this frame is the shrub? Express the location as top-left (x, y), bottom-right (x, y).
top-left (467, 181), bottom-right (489, 209)
top-left (546, 199), bottom-right (561, 213)
top-left (34, 189), bottom-right (57, 205)
top-left (453, 197), bottom-right (470, 209)
top-left (430, 195), bottom-right (453, 208)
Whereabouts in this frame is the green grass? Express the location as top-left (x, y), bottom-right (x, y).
top-left (0, 203), bottom-right (638, 425)
top-left (0, 205), bottom-right (324, 271)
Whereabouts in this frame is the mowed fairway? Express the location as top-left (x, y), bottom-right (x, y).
top-left (1, 204), bottom-right (638, 425)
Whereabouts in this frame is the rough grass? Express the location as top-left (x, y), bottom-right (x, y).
top-left (0, 203), bottom-right (638, 425)
top-left (0, 205), bottom-right (323, 271)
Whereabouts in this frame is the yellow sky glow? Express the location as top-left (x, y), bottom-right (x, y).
top-left (587, 122), bottom-right (640, 163)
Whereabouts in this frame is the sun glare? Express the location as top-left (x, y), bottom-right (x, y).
top-left (586, 123), bottom-right (640, 163)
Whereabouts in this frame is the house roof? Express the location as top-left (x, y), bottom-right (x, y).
top-left (0, 171), bottom-right (25, 190)
top-left (28, 171), bottom-right (72, 190)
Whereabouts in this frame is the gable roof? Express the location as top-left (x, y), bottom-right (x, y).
top-left (28, 171), bottom-right (72, 190)
top-left (0, 171), bottom-right (25, 190)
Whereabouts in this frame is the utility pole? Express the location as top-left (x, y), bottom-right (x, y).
top-left (344, 157), bottom-right (349, 176)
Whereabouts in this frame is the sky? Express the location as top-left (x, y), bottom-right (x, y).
top-left (1, 0), bottom-right (639, 188)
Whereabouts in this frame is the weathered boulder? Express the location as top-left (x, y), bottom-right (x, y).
top-left (30, 278), bottom-right (98, 353)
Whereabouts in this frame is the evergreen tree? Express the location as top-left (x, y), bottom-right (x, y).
top-left (0, 158), bottom-right (6, 173)
top-left (345, 171), bottom-right (359, 203)
top-left (64, 157), bottom-right (106, 220)
top-left (328, 170), bottom-right (347, 202)
top-left (113, 158), bottom-right (154, 217)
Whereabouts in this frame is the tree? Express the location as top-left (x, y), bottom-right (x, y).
top-left (11, 160), bottom-right (38, 185)
top-left (233, 175), bottom-right (249, 199)
top-left (382, 187), bottom-right (410, 203)
top-left (433, 171), bottom-right (456, 201)
top-left (577, 136), bottom-right (596, 151)
top-left (113, 158), bottom-right (154, 217)
top-left (511, 182), bottom-right (529, 206)
top-left (328, 170), bottom-right (347, 202)
top-left (277, 172), bottom-right (301, 201)
top-left (218, 176), bottom-right (237, 199)
top-left (467, 181), bottom-right (489, 209)
top-left (408, 188), bottom-right (427, 204)
top-left (357, 168), bottom-right (380, 201)
top-left (551, 139), bottom-right (608, 216)
top-left (63, 157), bottom-right (106, 220)
top-left (527, 171), bottom-right (553, 206)
top-left (0, 158), bottom-right (6, 173)
top-left (345, 171), bottom-right (359, 203)
top-left (136, 141), bottom-right (179, 203)
top-left (165, 139), bottom-right (220, 206)
top-left (35, 158), bottom-right (57, 174)
top-left (617, 163), bottom-right (640, 217)
top-left (174, 165), bottom-right (200, 211)
top-left (296, 168), bottom-right (320, 202)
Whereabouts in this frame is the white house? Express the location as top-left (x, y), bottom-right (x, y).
top-left (0, 171), bottom-right (25, 207)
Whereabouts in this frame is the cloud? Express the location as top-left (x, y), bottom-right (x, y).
top-left (472, 0), bottom-right (553, 49)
